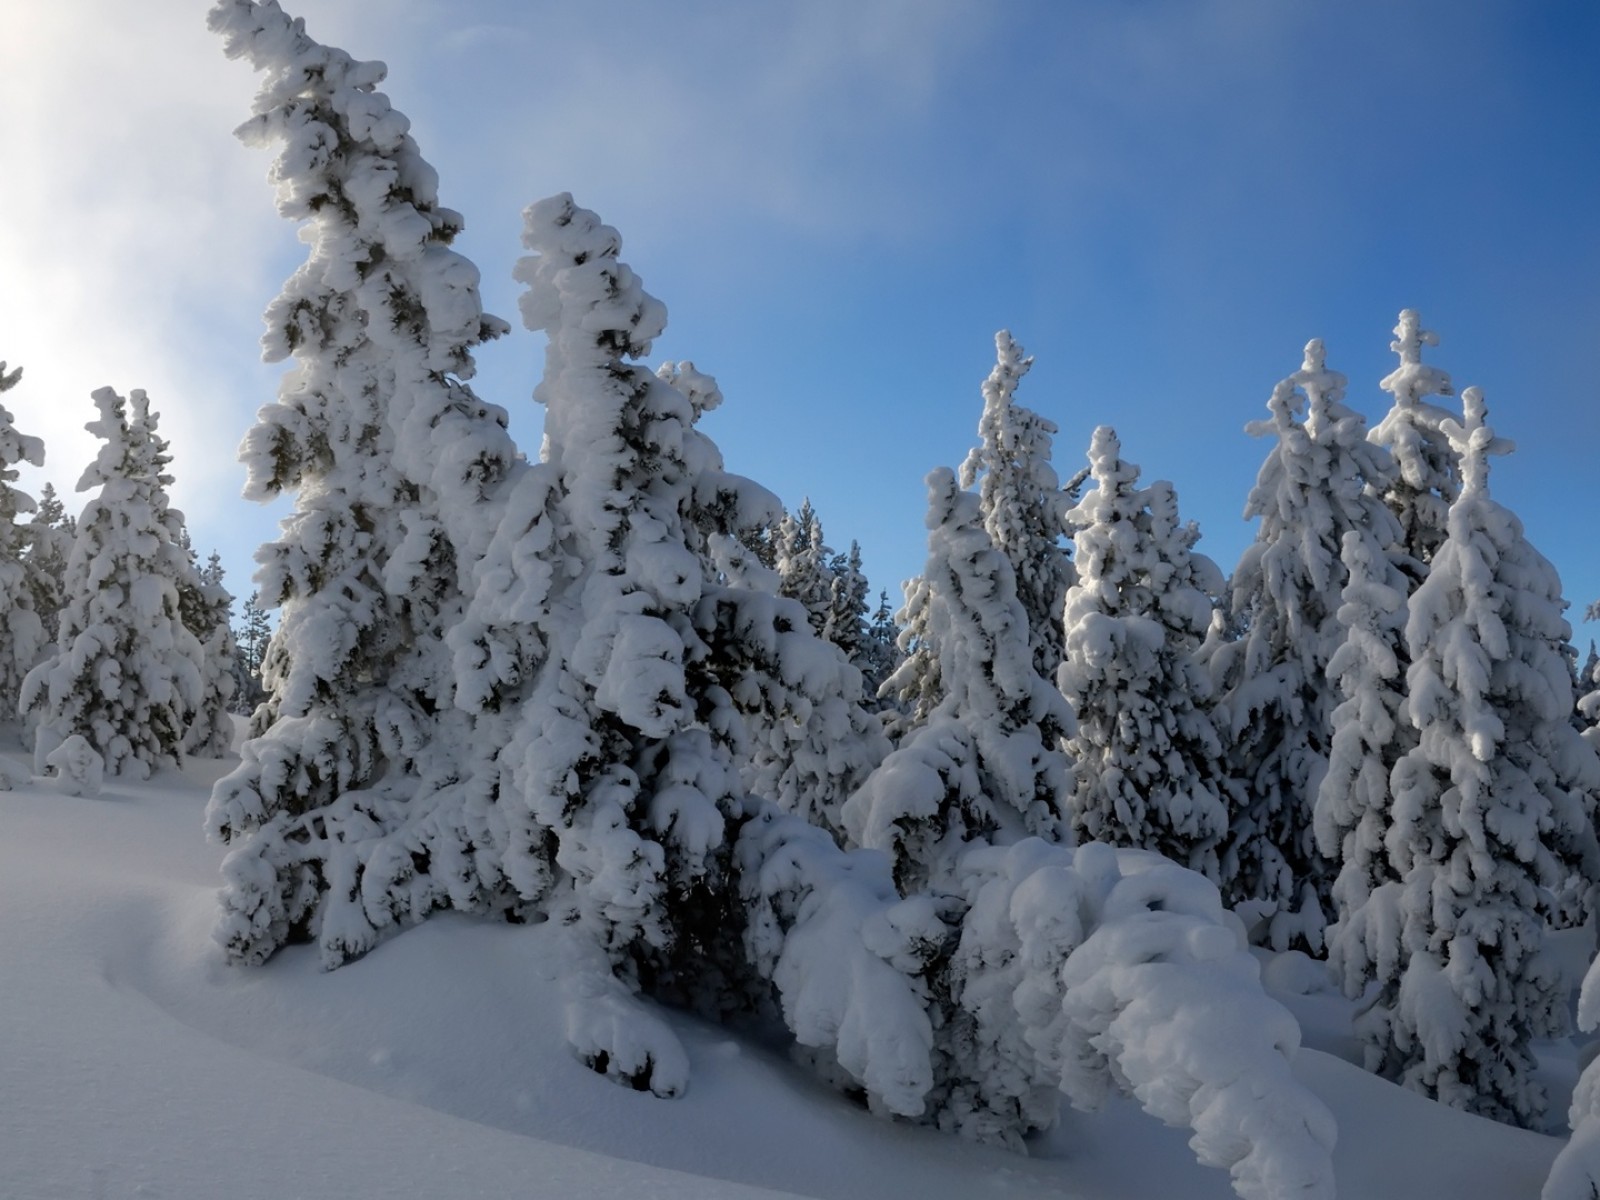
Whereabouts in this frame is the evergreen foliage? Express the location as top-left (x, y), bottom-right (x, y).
top-left (1209, 340), bottom-right (1402, 952)
top-left (958, 331), bottom-right (1074, 680)
top-left (0, 360), bottom-right (45, 722)
top-left (21, 388), bottom-right (205, 778)
top-left (24, 482), bottom-right (75, 647)
top-left (1339, 388), bottom-right (1600, 1129)
top-left (1058, 426), bottom-right (1229, 879)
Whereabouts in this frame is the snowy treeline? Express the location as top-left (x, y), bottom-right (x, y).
top-left (10, 2), bottom-right (1600, 1197)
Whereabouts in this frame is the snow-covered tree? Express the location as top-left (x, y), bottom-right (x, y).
top-left (21, 388), bottom-right (205, 778)
top-left (958, 330), bottom-right (1075, 680)
top-left (178, 550), bottom-right (238, 757)
top-left (824, 539), bottom-right (871, 667)
top-left (1210, 339), bottom-right (1403, 952)
top-left (1369, 309), bottom-right (1459, 572)
top-left (858, 588), bottom-right (903, 710)
top-left (232, 590), bottom-right (271, 714)
top-left (1058, 426), bottom-right (1230, 879)
top-left (24, 481), bottom-right (75, 647)
top-left (0, 360), bottom-right (45, 723)
top-left (1342, 387), bottom-right (1599, 1129)
top-left (1313, 528), bottom-right (1416, 997)
top-left (204, 0), bottom-right (521, 965)
top-left (843, 467), bottom-right (1074, 892)
top-left (774, 499), bottom-right (834, 633)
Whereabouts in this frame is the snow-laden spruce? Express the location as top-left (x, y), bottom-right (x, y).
top-left (1369, 310), bottom-right (1459, 571)
top-left (23, 481), bottom-right (75, 649)
top-left (844, 467), bottom-right (1074, 891)
top-left (204, 0), bottom-right (520, 965)
top-left (1058, 426), bottom-right (1230, 879)
top-left (1313, 527), bottom-right (1416, 996)
top-left (1209, 339), bottom-right (1403, 951)
top-left (738, 810), bottom-right (1336, 1200)
top-left (22, 388), bottom-right (205, 778)
top-left (773, 501), bottom-right (876, 703)
top-left (1345, 387), bottom-right (1600, 1129)
top-left (957, 330), bottom-right (1079, 680)
top-left (177, 550), bottom-right (238, 758)
top-left (0, 360), bottom-right (46, 723)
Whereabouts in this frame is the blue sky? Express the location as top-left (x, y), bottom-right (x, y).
top-left (4, 1), bottom-right (1599, 639)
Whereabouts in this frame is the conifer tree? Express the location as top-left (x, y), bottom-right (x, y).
top-left (24, 481), bottom-right (74, 647)
top-left (1058, 426), bottom-right (1229, 878)
top-left (774, 499), bottom-right (834, 635)
top-left (204, 0), bottom-right (521, 965)
top-left (0, 360), bottom-right (45, 724)
top-left (843, 467), bottom-right (1074, 892)
top-left (1369, 309), bottom-right (1459, 572)
top-left (179, 550), bottom-right (238, 757)
top-left (858, 588), bottom-right (903, 710)
top-left (232, 590), bottom-right (272, 714)
top-left (958, 331), bottom-right (1074, 680)
top-left (21, 388), bottom-right (205, 777)
top-left (1341, 388), bottom-right (1600, 1129)
top-left (1210, 339), bottom-right (1403, 951)
top-left (823, 540), bottom-right (871, 667)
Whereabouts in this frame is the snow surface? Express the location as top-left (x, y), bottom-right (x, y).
top-left (0, 727), bottom-right (1580, 1199)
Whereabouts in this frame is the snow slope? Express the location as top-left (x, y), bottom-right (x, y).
top-left (0, 736), bottom-right (1574, 1199)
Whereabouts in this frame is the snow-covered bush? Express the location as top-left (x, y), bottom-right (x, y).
top-left (1209, 339), bottom-right (1402, 952)
top-left (1059, 426), bottom-right (1229, 879)
top-left (21, 388), bottom-right (205, 779)
top-left (0, 360), bottom-right (46, 723)
top-left (44, 732), bottom-right (104, 798)
top-left (738, 808), bottom-right (1336, 1200)
top-left (1346, 388), bottom-right (1600, 1129)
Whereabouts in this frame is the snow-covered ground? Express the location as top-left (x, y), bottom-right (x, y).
top-left (0, 733), bottom-right (1580, 1200)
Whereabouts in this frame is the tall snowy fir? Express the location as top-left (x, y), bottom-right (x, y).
top-left (0, 360), bottom-right (45, 723)
top-left (774, 499), bottom-right (834, 635)
top-left (1058, 426), bottom-right (1230, 879)
top-left (1209, 339), bottom-right (1403, 951)
top-left (843, 467), bottom-right (1074, 892)
top-left (204, 0), bottom-right (521, 966)
top-left (21, 388), bottom-right (205, 778)
top-left (957, 330), bottom-right (1076, 681)
top-left (232, 590), bottom-right (271, 714)
top-left (1369, 309), bottom-right (1460, 572)
top-left (1345, 387), bottom-right (1600, 1129)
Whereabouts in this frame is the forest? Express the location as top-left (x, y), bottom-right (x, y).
top-left (4, 4), bottom-right (1600, 1199)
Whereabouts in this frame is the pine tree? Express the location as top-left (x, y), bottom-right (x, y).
top-left (823, 540), bottom-right (871, 667)
top-left (1369, 309), bottom-right (1459, 572)
top-left (24, 482), bottom-right (75, 647)
top-left (179, 550), bottom-right (239, 757)
top-left (958, 331), bottom-right (1074, 680)
top-left (1312, 528), bottom-right (1416, 997)
top-left (0, 360), bottom-right (45, 724)
top-left (1341, 388), bottom-right (1600, 1128)
top-left (205, 0), bottom-right (521, 965)
top-left (1058, 426), bottom-right (1229, 879)
top-left (843, 467), bottom-right (1074, 892)
top-left (858, 588), bottom-right (903, 710)
top-left (774, 499), bottom-right (834, 635)
top-left (1210, 339), bottom-right (1403, 951)
top-left (232, 590), bottom-right (272, 714)
top-left (21, 388), bottom-right (205, 778)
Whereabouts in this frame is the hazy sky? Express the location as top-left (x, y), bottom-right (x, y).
top-left (4, 1), bottom-right (1598, 638)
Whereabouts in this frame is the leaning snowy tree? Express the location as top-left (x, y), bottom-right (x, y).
top-left (1340, 387), bottom-right (1600, 1130)
top-left (204, 0), bottom-right (523, 966)
top-left (958, 330), bottom-right (1080, 681)
top-left (1058, 426), bottom-right (1230, 880)
top-left (0, 360), bottom-right (45, 724)
top-left (21, 388), bottom-right (205, 778)
top-left (1209, 339), bottom-right (1403, 952)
